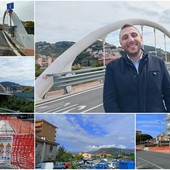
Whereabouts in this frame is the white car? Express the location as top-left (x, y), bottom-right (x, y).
top-left (35, 162), bottom-right (54, 169)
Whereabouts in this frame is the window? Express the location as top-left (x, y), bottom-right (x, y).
top-left (49, 146), bottom-right (53, 153)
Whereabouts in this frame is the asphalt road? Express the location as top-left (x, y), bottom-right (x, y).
top-left (136, 150), bottom-right (170, 169)
top-left (0, 31), bottom-right (17, 56)
top-left (36, 85), bottom-right (105, 113)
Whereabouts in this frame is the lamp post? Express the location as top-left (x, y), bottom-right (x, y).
top-left (41, 136), bottom-right (46, 162)
top-left (100, 36), bottom-right (106, 67)
top-left (158, 121), bottom-right (162, 146)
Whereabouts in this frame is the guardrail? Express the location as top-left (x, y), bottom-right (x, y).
top-left (47, 63), bottom-right (170, 93)
top-left (0, 107), bottom-right (20, 113)
top-left (166, 63), bottom-right (170, 72)
top-left (46, 66), bottom-right (105, 91)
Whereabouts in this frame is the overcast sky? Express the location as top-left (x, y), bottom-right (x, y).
top-left (0, 1), bottom-right (34, 22)
top-left (136, 114), bottom-right (168, 138)
top-left (0, 57), bottom-right (34, 86)
top-left (36, 114), bottom-right (135, 153)
top-left (35, 1), bottom-right (170, 51)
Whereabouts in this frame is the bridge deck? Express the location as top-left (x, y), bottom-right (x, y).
top-left (0, 120), bottom-right (15, 134)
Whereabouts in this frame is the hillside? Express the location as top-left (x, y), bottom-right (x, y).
top-left (0, 81), bottom-right (33, 92)
top-left (0, 81), bottom-right (21, 88)
top-left (92, 147), bottom-right (134, 155)
top-left (36, 40), bottom-right (117, 66)
top-left (36, 40), bottom-right (169, 68)
top-left (36, 41), bottom-right (75, 57)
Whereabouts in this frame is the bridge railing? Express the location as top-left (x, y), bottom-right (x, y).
top-left (47, 63), bottom-right (170, 93)
top-left (46, 66), bottom-right (105, 92)
top-left (166, 63), bottom-right (170, 72)
top-left (0, 107), bottom-right (20, 113)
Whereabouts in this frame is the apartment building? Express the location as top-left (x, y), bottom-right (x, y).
top-left (35, 119), bottom-right (59, 165)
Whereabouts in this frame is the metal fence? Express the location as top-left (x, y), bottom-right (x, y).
top-left (48, 63), bottom-right (170, 92)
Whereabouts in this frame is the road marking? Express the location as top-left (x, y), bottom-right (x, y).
top-left (36, 85), bottom-right (103, 107)
top-left (77, 105), bottom-right (86, 110)
top-left (36, 102), bottom-right (70, 112)
top-left (2, 31), bottom-right (21, 56)
top-left (47, 104), bottom-right (78, 113)
top-left (137, 156), bottom-right (163, 169)
top-left (63, 105), bottom-right (87, 113)
top-left (81, 103), bottom-right (103, 113)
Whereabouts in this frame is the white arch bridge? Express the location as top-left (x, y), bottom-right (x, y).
top-left (2, 9), bottom-right (34, 55)
top-left (36, 19), bottom-right (170, 101)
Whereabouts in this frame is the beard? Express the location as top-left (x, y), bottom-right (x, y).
top-left (124, 44), bottom-right (142, 59)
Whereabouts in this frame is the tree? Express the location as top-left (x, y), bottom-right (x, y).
top-left (136, 133), bottom-right (141, 144)
top-left (62, 152), bottom-right (74, 162)
top-left (140, 134), bottom-right (153, 142)
top-left (73, 155), bottom-right (83, 161)
top-left (136, 133), bottom-right (153, 144)
top-left (56, 146), bottom-right (66, 161)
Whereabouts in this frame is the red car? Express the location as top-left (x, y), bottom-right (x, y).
top-left (65, 162), bottom-right (71, 168)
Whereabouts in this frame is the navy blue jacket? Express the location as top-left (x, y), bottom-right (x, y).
top-left (103, 52), bottom-right (170, 112)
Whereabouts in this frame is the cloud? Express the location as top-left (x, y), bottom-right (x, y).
top-left (0, 57), bottom-right (34, 86)
top-left (86, 144), bottom-right (127, 152)
top-left (159, 9), bottom-right (170, 24)
top-left (36, 114), bottom-right (135, 152)
top-left (0, 1), bottom-right (34, 22)
top-left (35, 1), bottom-right (170, 43)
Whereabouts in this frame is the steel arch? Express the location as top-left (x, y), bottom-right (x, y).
top-left (36, 19), bottom-right (170, 100)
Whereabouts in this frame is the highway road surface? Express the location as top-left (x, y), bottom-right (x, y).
top-left (36, 85), bottom-right (105, 113)
top-left (136, 150), bottom-right (170, 169)
top-left (0, 31), bottom-right (20, 56)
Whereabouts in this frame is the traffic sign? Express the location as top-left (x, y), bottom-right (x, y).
top-left (7, 2), bottom-right (14, 10)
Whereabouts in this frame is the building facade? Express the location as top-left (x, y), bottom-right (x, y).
top-left (78, 152), bottom-right (92, 159)
top-left (35, 119), bottom-right (59, 165)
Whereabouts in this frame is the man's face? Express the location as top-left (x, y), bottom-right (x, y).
top-left (119, 26), bottom-right (143, 57)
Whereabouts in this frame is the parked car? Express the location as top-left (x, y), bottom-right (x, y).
top-left (77, 160), bottom-right (84, 165)
top-left (107, 162), bottom-right (117, 169)
top-left (54, 162), bottom-right (66, 169)
top-left (35, 162), bottom-right (54, 169)
top-left (95, 163), bottom-right (110, 169)
top-left (65, 162), bottom-right (71, 168)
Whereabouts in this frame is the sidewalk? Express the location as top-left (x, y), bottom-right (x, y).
top-left (137, 145), bottom-right (170, 154)
top-left (148, 146), bottom-right (170, 154)
top-left (44, 80), bottom-right (103, 99)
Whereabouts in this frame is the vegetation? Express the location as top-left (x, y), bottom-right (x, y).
top-left (22, 21), bottom-right (34, 34)
top-left (35, 64), bottom-right (44, 77)
top-left (0, 96), bottom-right (34, 112)
top-left (136, 133), bottom-right (153, 144)
top-left (56, 146), bottom-right (80, 169)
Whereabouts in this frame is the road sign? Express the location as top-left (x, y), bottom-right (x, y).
top-left (0, 136), bottom-right (13, 165)
top-left (7, 2), bottom-right (14, 10)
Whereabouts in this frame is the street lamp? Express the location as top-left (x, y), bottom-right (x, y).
top-left (158, 121), bottom-right (162, 134)
top-left (99, 36), bottom-right (107, 67)
top-left (158, 121), bottom-right (162, 146)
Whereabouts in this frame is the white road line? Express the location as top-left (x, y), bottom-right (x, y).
top-left (47, 104), bottom-right (78, 113)
top-left (81, 103), bottom-right (103, 113)
top-left (137, 156), bottom-right (163, 169)
top-left (37, 102), bottom-right (70, 112)
top-left (36, 85), bottom-right (103, 107)
top-left (2, 31), bottom-right (21, 56)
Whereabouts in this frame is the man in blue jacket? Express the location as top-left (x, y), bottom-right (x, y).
top-left (103, 24), bottom-right (170, 112)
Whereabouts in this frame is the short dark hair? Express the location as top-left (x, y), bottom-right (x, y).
top-left (119, 24), bottom-right (140, 38)
top-left (120, 24), bottom-right (134, 31)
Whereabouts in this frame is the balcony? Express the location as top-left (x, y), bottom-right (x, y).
top-left (35, 123), bottom-right (43, 128)
top-left (36, 127), bottom-right (42, 132)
